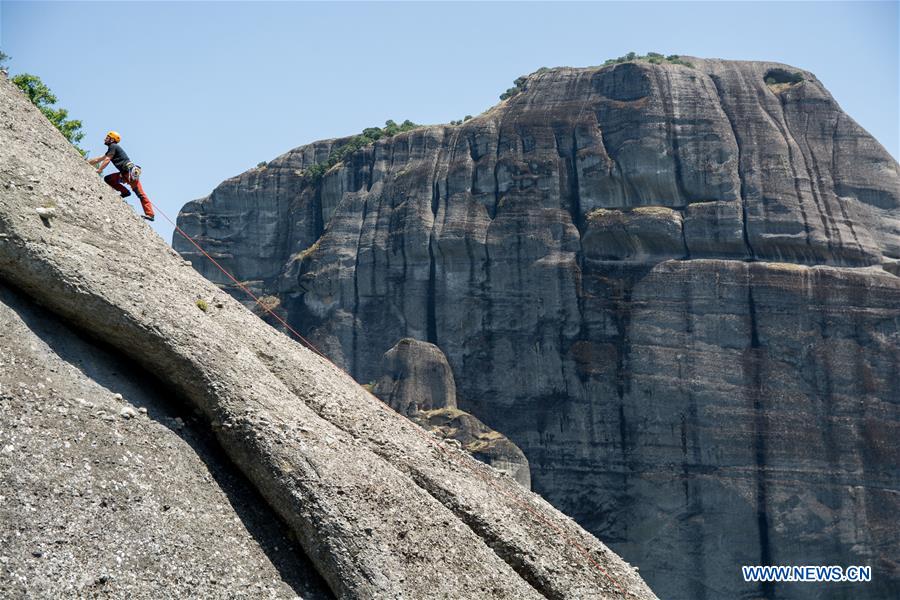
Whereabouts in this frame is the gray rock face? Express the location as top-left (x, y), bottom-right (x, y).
top-left (0, 283), bottom-right (331, 599)
top-left (0, 75), bottom-right (655, 599)
top-left (176, 57), bottom-right (900, 600)
top-left (373, 339), bottom-right (531, 488)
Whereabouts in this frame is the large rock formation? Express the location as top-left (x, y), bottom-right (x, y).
top-left (0, 74), bottom-right (655, 597)
top-left (176, 57), bottom-right (900, 599)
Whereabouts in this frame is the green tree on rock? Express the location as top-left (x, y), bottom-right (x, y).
top-left (300, 118), bottom-right (422, 183)
top-left (11, 73), bottom-right (86, 155)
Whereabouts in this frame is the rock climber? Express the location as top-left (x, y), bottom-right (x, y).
top-left (87, 131), bottom-right (155, 221)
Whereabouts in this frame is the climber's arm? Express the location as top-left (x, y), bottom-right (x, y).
top-left (87, 155), bottom-right (111, 173)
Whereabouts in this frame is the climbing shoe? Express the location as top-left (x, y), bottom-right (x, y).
top-left (142, 215), bottom-right (155, 222)
top-left (120, 190), bottom-right (132, 199)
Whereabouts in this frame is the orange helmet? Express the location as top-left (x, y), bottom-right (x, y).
top-left (105, 130), bottom-right (121, 143)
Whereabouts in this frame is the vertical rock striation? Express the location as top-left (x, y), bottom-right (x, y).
top-left (176, 58), bottom-right (900, 599)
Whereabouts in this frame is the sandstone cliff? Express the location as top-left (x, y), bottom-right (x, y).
top-left (176, 57), bottom-right (900, 599)
top-left (0, 74), bottom-right (655, 597)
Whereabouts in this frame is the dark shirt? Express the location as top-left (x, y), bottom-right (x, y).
top-left (104, 143), bottom-right (131, 172)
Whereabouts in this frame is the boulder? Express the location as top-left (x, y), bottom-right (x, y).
top-left (374, 338), bottom-right (458, 415)
top-left (373, 339), bottom-right (531, 488)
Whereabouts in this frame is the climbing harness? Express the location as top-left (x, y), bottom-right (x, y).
top-left (124, 161), bottom-right (142, 182)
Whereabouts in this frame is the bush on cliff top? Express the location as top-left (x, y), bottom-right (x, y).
top-left (302, 119), bottom-right (420, 183)
top-left (499, 75), bottom-right (529, 101)
top-left (498, 67), bottom-right (551, 101)
top-left (603, 52), bottom-right (694, 68)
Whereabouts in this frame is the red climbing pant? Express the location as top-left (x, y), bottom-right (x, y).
top-left (104, 171), bottom-right (155, 218)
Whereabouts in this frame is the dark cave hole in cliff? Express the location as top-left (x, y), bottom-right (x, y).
top-left (764, 68), bottom-right (804, 86)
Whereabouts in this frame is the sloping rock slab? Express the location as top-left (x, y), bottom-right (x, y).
top-left (0, 283), bottom-right (332, 599)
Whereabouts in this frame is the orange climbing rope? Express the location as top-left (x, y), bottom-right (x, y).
top-left (151, 201), bottom-right (633, 598)
top-left (158, 207), bottom-right (330, 361)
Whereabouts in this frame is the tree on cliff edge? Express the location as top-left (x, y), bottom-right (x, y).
top-left (11, 73), bottom-right (86, 155)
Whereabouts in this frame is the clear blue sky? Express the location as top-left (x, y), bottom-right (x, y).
top-left (2, 1), bottom-right (898, 244)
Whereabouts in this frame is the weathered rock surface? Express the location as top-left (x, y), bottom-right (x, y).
top-left (0, 74), bottom-right (654, 598)
top-left (373, 339), bottom-right (531, 488)
top-left (582, 207), bottom-right (685, 261)
top-left (176, 57), bottom-right (900, 599)
top-left (0, 283), bottom-right (331, 599)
